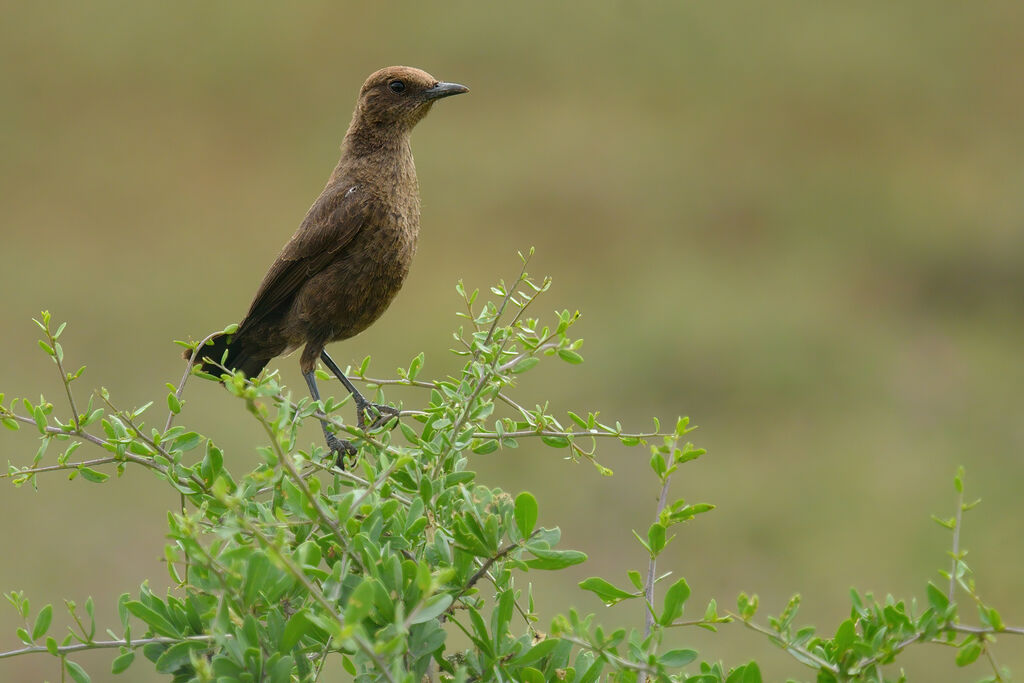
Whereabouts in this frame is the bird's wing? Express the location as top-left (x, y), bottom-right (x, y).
top-left (240, 184), bottom-right (368, 329)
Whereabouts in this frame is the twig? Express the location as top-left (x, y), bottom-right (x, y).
top-left (472, 428), bottom-right (670, 440)
top-left (643, 473), bottom-right (672, 639)
top-left (0, 634), bottom-right (216, 660)
top-left (165, 331), bottom-right (220, 433)
top-left (559, 635), bottom-right (657, 677)
top-left (495, 341), bottom-right (558, 375)
top-left (253, 406), bottom-right (363, 573)
top-left (441, 532), bottom-right (539, 622)
top-left (948, 483), bottom-right (965, 604)
top-left (483, 257), bottom-right (531, 350)
top-left (729, 613), bottom-right (840, 675)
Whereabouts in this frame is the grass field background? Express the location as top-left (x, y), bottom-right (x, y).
top-left (2, 3), bottom-right (1023, 680)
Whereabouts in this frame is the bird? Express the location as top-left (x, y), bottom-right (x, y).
top-left (186, 66), bottom-right (468, 463)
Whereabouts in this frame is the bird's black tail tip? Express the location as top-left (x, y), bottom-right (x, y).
top-left (182, 332), bottom-right (269, 380)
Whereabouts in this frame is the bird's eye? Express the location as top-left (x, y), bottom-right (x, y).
top-left (389, 80), bottom-right (406, 94)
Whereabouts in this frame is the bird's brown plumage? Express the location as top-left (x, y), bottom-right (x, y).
top-left (190, 66), bottom-right (468, 379)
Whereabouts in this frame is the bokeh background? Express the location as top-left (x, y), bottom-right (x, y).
top-left (3, 2), bottom-right (1024, 680)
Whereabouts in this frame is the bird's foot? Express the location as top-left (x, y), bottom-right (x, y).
top-left (357, 401), bottom-right (401, 431)
top-left (325, 433), bottom-right (357, 469)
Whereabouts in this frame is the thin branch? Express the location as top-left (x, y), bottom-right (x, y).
top-left (729, 613), bottom-right (840, 675)
top-left (0, 634), bottom-right (216, 660)
top-left (483, 257), bottom-right (531, 350)
top-left (950, 623), bottom-right (1024, 636)
top-left (850, 633), bottom-right (923, 675)
top-left (495, 392), bottom-right (534, 423)
top-left (95, 391), bottom-right (210, 493)
top-left (4, 455), bottom-right (121, 478)
top-left (441, 532), bottom-right (540, 622)
top-left (254, 406), bottom-right (363, 573)
top-left (311, 635), bottom-right (334, 683)
top-left (166, 331), bottom-right (221, 432)
top-left (49, 336), bottom-right (81, 432)
top-left (496, 341), bottom-right (558, 375)
top-left (350, 375), bottom-right (438, 390)
top-left (472, 428), bottom-right (670, 441)
top-left (948, 483), bottom-right (965, 604)
top-left (643, 473), bottom-right (672, 640)
top-left (559, 635), bottom-right (657, 677)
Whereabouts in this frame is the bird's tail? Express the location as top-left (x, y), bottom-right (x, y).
top-left (185, 331), bottom-right (271, 380)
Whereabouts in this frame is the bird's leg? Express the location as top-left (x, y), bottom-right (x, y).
top-left (303, 369), bottom-right (356, 467)
top-left (320, 350), bottom-right (400, 430)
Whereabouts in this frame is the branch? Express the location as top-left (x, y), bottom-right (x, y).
top-left (442, 531), bottom-right (540, 622)
top-left (728, 613), bottom-right (839, 675)
top-left (0, 634), bottom-right (216, 660)
top-left (948, 481), bottom-right (965, 604)
top-left (166, 331), bottom-right (220, 432)
top-left (253, 404), bottom-right (364, 574)
top-left (643, 474), bottom-right (672, 639)
top-left (472, 428), bottom-right (670, 441)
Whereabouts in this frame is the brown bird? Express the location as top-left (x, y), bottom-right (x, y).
top-left (188, 66), bottom-right (468, 462)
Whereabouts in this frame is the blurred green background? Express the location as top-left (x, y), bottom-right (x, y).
top-left (3, 2), bottom-right (1024, 680)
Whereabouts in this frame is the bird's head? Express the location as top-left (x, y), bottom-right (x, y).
top-left (354, 66), bottom-right (469, 131)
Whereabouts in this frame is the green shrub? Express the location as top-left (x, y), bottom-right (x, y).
top-left (2, 253), bottom-right (1019, 682)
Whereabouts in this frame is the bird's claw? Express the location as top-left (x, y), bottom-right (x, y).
top-left (325, 433), bottom-right (357, 468)
top-left (356, 401), bottom-right (401, 431)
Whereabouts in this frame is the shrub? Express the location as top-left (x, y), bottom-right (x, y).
top-left (2, 253), bottom-right (1020, 682)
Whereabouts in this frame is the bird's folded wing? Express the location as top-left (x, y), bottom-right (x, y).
top-left (240, 185), bottom-right (368, 328)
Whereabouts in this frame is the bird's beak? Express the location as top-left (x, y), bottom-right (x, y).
top-left (423, 82), bottom-right (470, 101)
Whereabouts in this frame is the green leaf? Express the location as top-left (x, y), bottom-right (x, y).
top-left (578, 577), bottom-right (637, 605)
top-left (514, 492), bottom-right (539, 539)
top-left (242, 552), bottom-right (271, 606)
top-left (659, 649), bottom-right (698, 667)
top-left (659, 577), bottom-right (691, 625)
top-left (125, 601), bottom-right (180, 638)
top-left (926, 582), bottom-right (949, 613)
top-left (647, 522), bottom-right (666, 556)
top-left (833, 619), bottom-right (855, 654)
top-left (65, 660), bottom-right (90, 683)
top-left (32, 406), bottom-right (47, 434)
top-left (32, 604), bottom-right (52, 640)
top-left (166, 392), bottom-right (181, 415)
top-left (472, 439), bottom-right (499, 455)
top-left (78, 467), bottom-right (109, 483)
top-left (525, 546), bottom-right (587, 570)
top-left (344, 579), bottom-right (378, 625)
top-left (111, 651), bottom-right (135, 674)
top-left (955, 640), bottom-right (982, 667)
top-left (410, 593), bottom-right (453, 625)
top-left (408, 352), bottom-right (424, 380)
top-left (742, 661), bottom-right (762, 683)
top-left (155, 641), bottom-right (207, 673)
top-left (557, 349), bottom-right (584, 364)
top-left (519, 667), bottom-right (545, 683)
top-left (540, 435), bottom-right (570, 448)
top-left (512, 637), bottom-right (559, 665)
top-left (45, 637), bottom-right (58, 656)
top-left (170, 431), bottom-right (201, 453)
top-left (280, 610), bottom-right (311, 653)
top-left (511, 357), bottom-right (539, 374)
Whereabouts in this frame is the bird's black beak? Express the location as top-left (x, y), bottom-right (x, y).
top-left (423, 82), bottom-right (469, 101)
